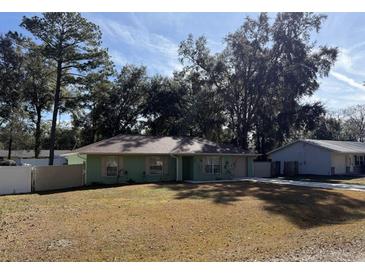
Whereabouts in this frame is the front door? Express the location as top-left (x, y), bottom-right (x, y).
top-left (182, 156), bottom-right (193, 180)
top-left (234, 157), bottom-right (247, 178)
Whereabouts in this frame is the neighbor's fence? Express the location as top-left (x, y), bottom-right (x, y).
top-left (0, 164), bottom-right (84, 195)
top-left (0, 166), bottom-right (32, 195)
top-left (33, 164), bottom-right (84, 192)
top-left (18, 157), bottom-right (67, 167)
top-left (253, 161), bottom-right (272, 178)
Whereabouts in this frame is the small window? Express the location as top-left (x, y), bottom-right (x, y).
top-left (205, 156), bottom-right (221, 175)
top-left (101, 156), bottom-right (120, 177)
top-left (149, 157), bottom-right (164, 175)
top-left (355, 155), bottom-right (359, 166)
top-left (106, 156), bottom-right (118, 176)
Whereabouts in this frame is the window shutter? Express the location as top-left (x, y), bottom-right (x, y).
top-left (118, 156), bottom-right (124, 175)
top-left (163, 157), bottom-right (169, 175)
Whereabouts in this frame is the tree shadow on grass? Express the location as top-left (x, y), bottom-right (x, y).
top-left (154, 182), bottom-right (365, 229)
top-left (35, 183), bottom-right (132, 195)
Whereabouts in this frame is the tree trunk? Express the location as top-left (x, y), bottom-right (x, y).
top-left (34, 109), bottom-right (42, 158)
top-left (241, 127), bottom-right (248, 150)
top-left (48, 60), bottom-right (62, 165)
top-left (235, 116), bottom-right (249, 150)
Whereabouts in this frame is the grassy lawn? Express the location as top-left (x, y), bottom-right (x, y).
top-left (1, 182), bottom-right (365, 261)
top-left (282, 175), bottom-right (365, 185)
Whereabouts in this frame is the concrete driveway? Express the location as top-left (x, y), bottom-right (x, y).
top-left (246, 177), bottom-right (365, 192)
top-left (187, 177), bottom-right (365, 192)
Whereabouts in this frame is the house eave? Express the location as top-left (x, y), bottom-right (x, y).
top-left (66, 152), bottom-right (260, 157)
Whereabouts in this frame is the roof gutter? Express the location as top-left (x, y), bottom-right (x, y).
top-left (61, 152), bottom-right (79, 157)
top-left (66, 152), bottom-right (260, 157)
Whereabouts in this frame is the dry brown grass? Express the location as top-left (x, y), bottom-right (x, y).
top-left (1, 182), bottom-right (365, 261)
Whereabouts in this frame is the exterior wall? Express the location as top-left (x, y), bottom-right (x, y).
top-left (191, 155), bottom-right (249, 181)
top-left (253, 161), bottom-right (271, 177)
top-left (233, 156), bottom-right (247, 177)
top-left (85, 154), bottom-right (177, 185)
top-left (331, 153), bottom-right (347, 175)
top-left (247, 157), bottom-right (255, 177)
top-left (270, 142), bottom-right (332, 175)
top-left (176, 155), bottom-right (183, 181)
top-left (70, 153), bottom-right (254, 184)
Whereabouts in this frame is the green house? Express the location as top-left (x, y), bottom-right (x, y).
top-left (64, 135), bottom-right (258, 184)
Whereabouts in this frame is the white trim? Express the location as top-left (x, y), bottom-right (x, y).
top-left (268, 140), bottom-right (303, 155)
top-left (61, 152), bottom-right (78, 156)
top-left (170, 154), bottom-right (179, 181)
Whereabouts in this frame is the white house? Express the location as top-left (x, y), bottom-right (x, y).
top-left (0, 150), bottom-right (70, 166)
top-left (269, 139), bottom-right (365, 176)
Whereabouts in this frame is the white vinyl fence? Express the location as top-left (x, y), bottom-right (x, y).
top-left (0, 164), bottom-right (84, 196)
top-left (0, 166), bottom-right (32, 195)
top-left (253, 161), bottom-right (272, 178)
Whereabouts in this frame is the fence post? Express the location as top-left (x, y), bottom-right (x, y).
top-left (31, 167), bottom-right (35, 192)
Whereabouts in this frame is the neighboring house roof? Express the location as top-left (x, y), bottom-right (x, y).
top-left (0, 150), bottom-right (71, 159)
top-left (65, 135), bottom-right (257, 156)
top-left (269, 139), bottom-right (365, 154)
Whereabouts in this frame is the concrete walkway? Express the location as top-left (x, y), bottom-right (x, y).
top-left (186, 177), bottom-right (365, 192)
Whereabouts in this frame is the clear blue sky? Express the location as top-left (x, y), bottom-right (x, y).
top-left (1, 12), bottom-right (365, 113)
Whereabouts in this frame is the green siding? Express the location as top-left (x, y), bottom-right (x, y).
top-left (191, 155), bottom-right (237, 181)
top-left (69, 153), bottom-right (254, 184)
top-left (176, 156), bottom-right (183, 181)
top-left (85, 154), bottom-right (177, 185)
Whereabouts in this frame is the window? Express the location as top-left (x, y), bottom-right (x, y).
top-left (354, 155), bottom-right (365, 166)
top-left (205, 156), bottom-right (221, 175)
top-left (149, 157), bottom-right (164, 175)
top-left (106, 156), bottom-right (118, 176)
top-left (102, 156), bottom-right (123, 177)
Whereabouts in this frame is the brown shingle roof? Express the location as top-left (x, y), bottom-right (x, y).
top-left (67, 135), bottom-right (256, 155)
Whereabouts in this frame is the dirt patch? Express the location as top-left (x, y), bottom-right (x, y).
top-left (1, 182), bottom-right (365, 261)
top-left (47, 239), bottom-right (73, 250)
top-left (271, 236), bottom-right (365, 261)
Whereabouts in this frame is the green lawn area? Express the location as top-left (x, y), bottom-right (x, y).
top-left (1, 182), bottom-right (365, 261)
top-left (282, 175), bottom-right (365, 185)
